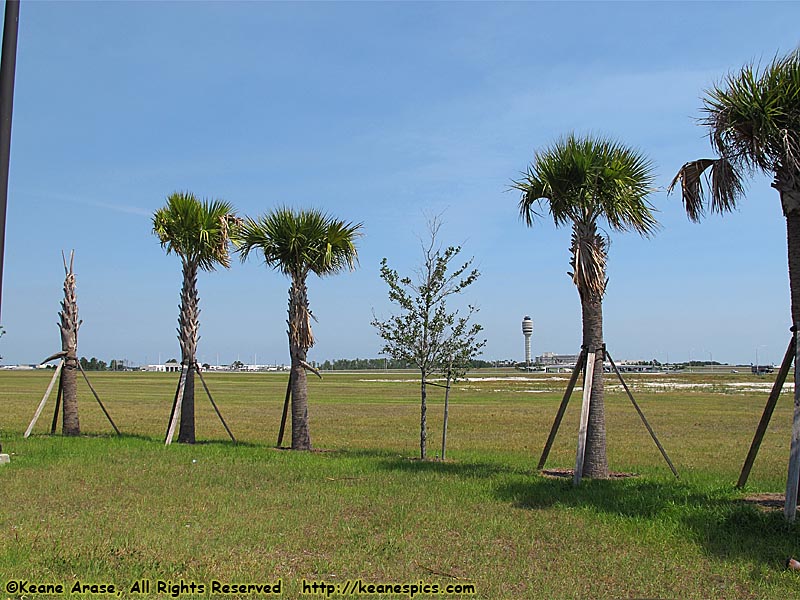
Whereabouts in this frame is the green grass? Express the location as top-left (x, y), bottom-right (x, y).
top-left (1, 369), bottom-right (800, 599)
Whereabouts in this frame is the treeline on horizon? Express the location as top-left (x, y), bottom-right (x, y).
top-left (318, 358), bottom-right (506, 371)
top-left (78, 357), bottom-right (128, 371)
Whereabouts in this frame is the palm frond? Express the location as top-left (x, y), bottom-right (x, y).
top-left (512, 133), bottom-right (658, 235)
top-left (238, 207), bottom-right (362, 278)
top-left (510, 170), bottom-right (547, 227)
top-left (667, 158), bottom-right (744, 222)
top-left (152, 192), bottom-right (237, 271)
top-left (700, 49), bottom-right (800, 178)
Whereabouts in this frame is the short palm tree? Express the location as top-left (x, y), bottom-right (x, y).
top-left (669, 50), bottom-right (800, 323)
top-left (513, 133), bottom-right (657, 479)
top-left (153, 192), bottom-right (238, 444)
top-left (238, 207), bottom-right (362, 450)
top-left (59, 252), bottom-right (80, 436)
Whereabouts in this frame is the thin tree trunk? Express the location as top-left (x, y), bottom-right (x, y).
top-left (288, 277), bottom-right (312, 450)
top-left (60, 253), bottom-right (80, 436)
top-left (420, 369), bottom-right (427, 459)
top-left (581, 297), bottom-right (608, 478)
top-left (177, 260), bottom-right (199, 444)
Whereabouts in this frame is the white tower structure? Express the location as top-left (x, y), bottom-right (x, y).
top-left (522, 316), bottom-right (533, 366)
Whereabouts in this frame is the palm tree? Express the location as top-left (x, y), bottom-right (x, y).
top-left (669, 51), bottom-right (800, 516)
top-left (513, 134), bottom-right (657, 479)
top-left (669, 50), bottom-right (800, 324)
top-left (153, 192), bottom-right (238, 444)
top-left (59, 251), bottom-right (80, 436)
top-left (238, 207), bottom-right (361, 450)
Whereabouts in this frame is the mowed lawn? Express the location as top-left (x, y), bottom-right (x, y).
top-left (2, 369), bottom-right (800, 599)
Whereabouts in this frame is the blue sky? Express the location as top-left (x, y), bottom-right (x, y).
top-left (1, 1), bottom-right (799, 366)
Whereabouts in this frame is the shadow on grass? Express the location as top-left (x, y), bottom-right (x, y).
top-left (498, 475), bottom-right (800, 566)
top-left (92, 433), bottom-right (258, 448)
top-left (341, 448), bottom-right (531, 479)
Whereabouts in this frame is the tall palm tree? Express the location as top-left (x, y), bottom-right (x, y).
top-left (238, 207), bottom-right (361, 451)
top-left (513, 134), bottom-right (657, 479)
top-left (670, 51), bottom-right (800, 515)
top-left (153, 192), bottom-right (238, 444)
top-left (669, 50), bottom-right (800, 325)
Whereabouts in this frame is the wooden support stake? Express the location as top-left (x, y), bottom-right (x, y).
top-left (165, 367), bottom-right (187, 446)
top-left (573, 351), bottom-right (595, 486)
top-left (25, 360), bottom-right (63, 438)
top-left (785, 324), bottom-right (800, 521)
top-left (607, 350), bottom-right (679, 479)
top-left (538, 349), bottom-right (586, 470)
top-left (277, 372), bottom-right (292, 447)
top-left (737, 334), bottom-right (795, 489)
top-left (194, 363), bottom-right (235, 442)
top-left (50, 369), bottom-right (64, 434)
top-left (441, 369), bottom-right (452, 460)
top-left (77, 361), bottom-right (121, 435)
top-left (164, 365), bottom-right (184, 441)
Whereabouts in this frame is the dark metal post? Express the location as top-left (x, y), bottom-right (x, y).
top-left (50, 370), bottom-right (63, 433)
top-left (194, 362), bottom-right (235, 442)
top-left (277, 372), bottom-right (292, 447)
top-left (0, 0), bottom-right (20, 320)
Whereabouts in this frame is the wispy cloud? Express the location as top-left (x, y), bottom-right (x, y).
top-left (22, 190), bottom-right (151, 218)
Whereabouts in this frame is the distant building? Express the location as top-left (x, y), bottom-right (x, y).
top-left (536, 352), bottom-right (581, 366)
top-left (141, 363), bottom-right (181, 373)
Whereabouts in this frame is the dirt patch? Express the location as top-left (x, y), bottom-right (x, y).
top-left (741, 492), bottom-right (799, 513)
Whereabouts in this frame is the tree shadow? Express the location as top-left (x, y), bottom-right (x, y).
top-left (497, 475), bottom-right (800, 566)
top-left (340, 448), bottom-right (531, 479)
top-left (193, 439), bottom-right (258, 448)
top-left (104, 433), bottom-right (257, 448)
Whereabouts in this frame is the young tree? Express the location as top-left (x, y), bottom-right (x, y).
top-left (238, 207), bottom-right (362, 451)
top-left (513, 134), bottom-right (657, 479)
top-left (153, 192), bottom-right (238, 444)
top-left (372, 218), bottom-right (485, 460)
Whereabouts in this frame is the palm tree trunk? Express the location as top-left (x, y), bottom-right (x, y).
top-left (178, 365), bottom-right (195, 443)
top-left (420, 369), bottom-right (427, 460)
top-left (60, 256), bottom-right (80, 436)
top-left (581, 297), bottom-right (608, 478)
top-left (572, 221), bottom-right (609, 478)
top-left (60, 356), bottom-right (79, 435)
top-left (780, 175), bottom-right (800, 324)
top-left (780, 176), bottom-right (800, 514)
top-left (288, 277), bottom-right (312, 450)
top-left (289, 343), bottom-right (311, 450)
top-left (177, 260), bottom-right (199, 444)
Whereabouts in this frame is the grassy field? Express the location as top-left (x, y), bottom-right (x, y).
top-left (1, 369), bottom-right (800, 599)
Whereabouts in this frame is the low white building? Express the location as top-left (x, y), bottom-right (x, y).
top-left (141, 363), bottom-right (181, 373)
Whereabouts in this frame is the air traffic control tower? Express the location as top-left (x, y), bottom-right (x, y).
top-left (522, 316), bottom-right (533, 366)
